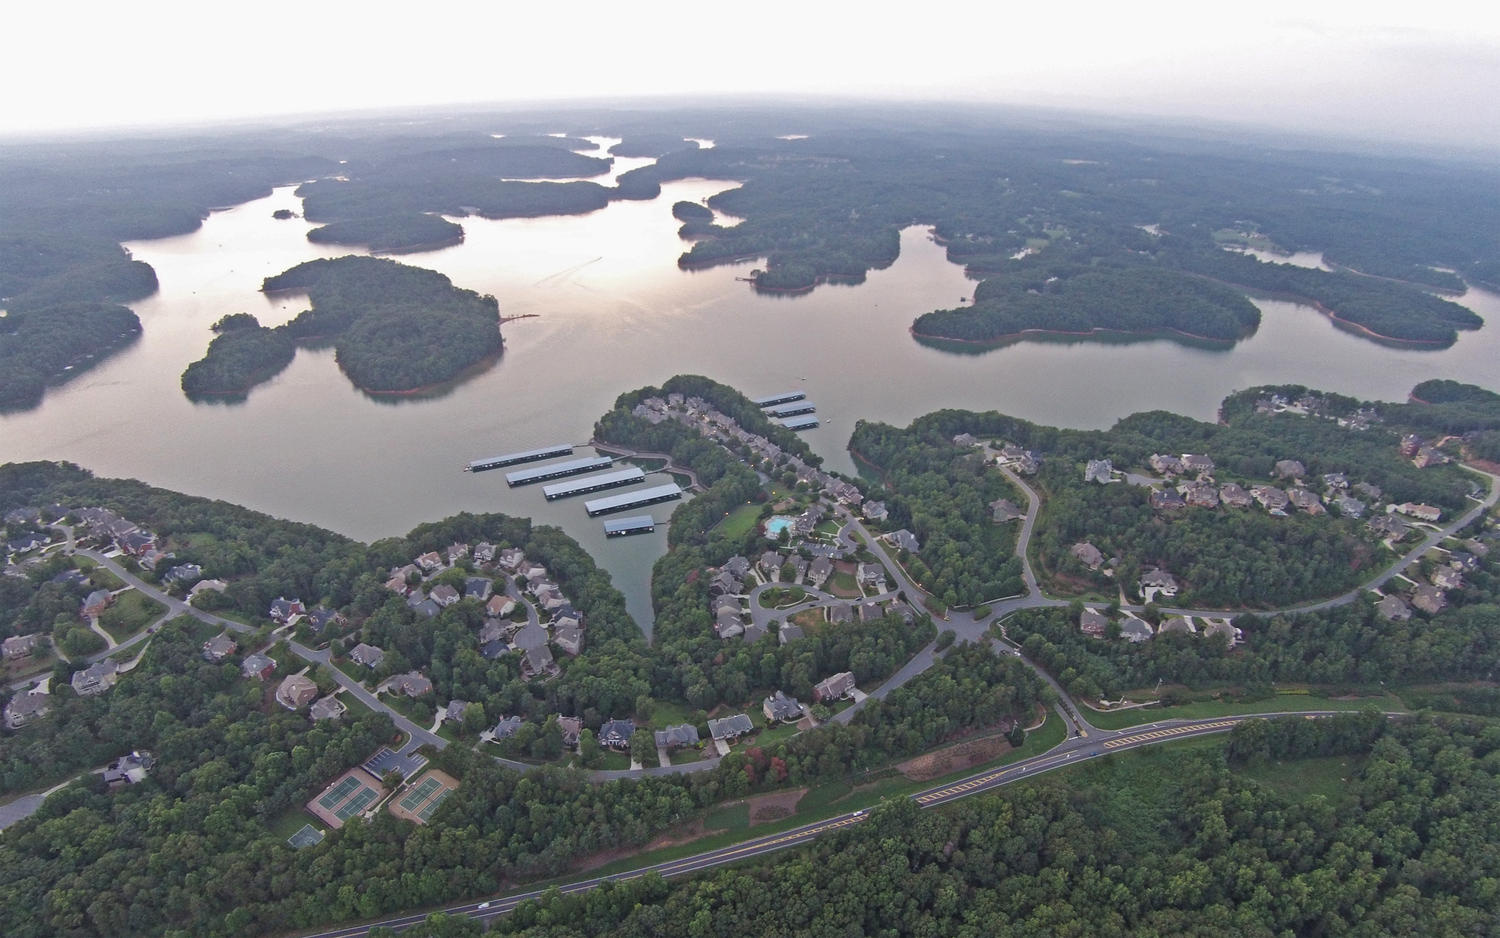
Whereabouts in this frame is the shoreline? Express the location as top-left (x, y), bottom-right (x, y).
top-left (1184, 273), bottom-right (1460, 348)
top-left (908, 322), bottom-right (1241, 347)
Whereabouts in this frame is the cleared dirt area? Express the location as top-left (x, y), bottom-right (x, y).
top-left (897, 735), bottom-right (1014, 782)
top-left (572, 818), bottom-right (713, 873)
top-left (747, 787), bottom-right (806, 823)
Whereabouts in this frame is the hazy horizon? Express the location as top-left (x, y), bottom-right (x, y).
top-left (5, 1), bottom-right (1498, 153)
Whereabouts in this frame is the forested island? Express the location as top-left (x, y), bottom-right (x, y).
top-left (180, 256), bottom-right (503, 397)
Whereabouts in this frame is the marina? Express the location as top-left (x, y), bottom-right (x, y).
top-left (504, 456), bottom-right (614, 486)
top-left (585, 483), bottom-right (684, 516)
top-left (465, 445), bottom-right (574, 472)
top-left (542, 467), bottom-right (646, 500)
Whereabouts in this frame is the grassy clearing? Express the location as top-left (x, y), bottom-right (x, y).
top-left (99, 591), bottom-right (167, 643)
top-left (88, 567), bottom-right (125, 591)
top-left (717, 504), bottom-right (763, 541)
top-left (269, 809), bottom-right (319, 842)
top-left (1241, 754), bottom-right (1364, 802)
top-left (1083, 691), bottom-right (1405, 730)
top-left (703, 802), bottom-right (750, 833)
top-left (600, 749), bottom-right (631, 771)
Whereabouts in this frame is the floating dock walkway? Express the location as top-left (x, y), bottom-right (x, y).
top-left (585, 483), bottom-right (684, 516)
top-left (465, 445), bottom-right (573, 472)
top-left (752, 391), bottom-right (805, 408)
top-left (542, 467), bottom-right (646, 500)
top-left (603, 515), bottom-right (656, 537)
top-left (505, 455), bottom-right (613, 487)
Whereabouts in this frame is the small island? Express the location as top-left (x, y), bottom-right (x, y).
top-left (180, 256), bottom-right (502, 398)
top-left (271, 208), bottom-right (295, 220)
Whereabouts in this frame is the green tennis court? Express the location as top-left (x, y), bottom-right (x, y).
top-left (336, 785), bottom-right (379, 821)
top-left (398, 776), bottom-right (442, 812)
top-left (287, 824), bottom-right (325, 849)
top-left (317, 775), bottom-right (361, 810)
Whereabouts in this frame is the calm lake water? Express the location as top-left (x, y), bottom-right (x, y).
top-left (5, 139), bottom-right (1500, 633)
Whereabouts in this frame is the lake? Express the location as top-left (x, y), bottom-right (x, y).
top-left (4, 141), bottom-right (1499, 634)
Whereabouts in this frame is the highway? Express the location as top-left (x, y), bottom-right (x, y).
top-left (295, 709), bottom-right (1361, 937)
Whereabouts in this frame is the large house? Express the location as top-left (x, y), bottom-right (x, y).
top-left (202, 633), bottom-right (238, 663)
top-left (708, 714), bottom-right (754, 742)
top-left (1085, 459), bottom-right (1114, 484)
top-left (599, 718), bottom-right (635, 750)
top-left (654, 724), bottom-right (699, 750)
top-left (813, 672), bottom-right (856, 703)
top-left (276, 674), bottom-right (319, 711)
top-left (72, 659), bottom-right (120, 696)
top-left (4, 691), bottom-right (50, 729)
top-left (389, 671), bottom-right (434, 697)
top-left (269, 597), bottom-right (305, 624)
top-left (241, 653), bottom-right (276, 681)
top-left (1070, 542), bottom-right (1104, 570)
top-left (763, 691), bottom-right (803, 723)
top-left (103, 750), bottom-right (154, 789)
top-left (1139, 568), bottom-right (1179, 598)
top-left (1, 634), bottom-right (42, 661)
top-left (349, 643), bottom-right (385, 669)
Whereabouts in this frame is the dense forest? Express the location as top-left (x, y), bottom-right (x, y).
top-left (496, 714), bottom-right (1500, 937)
top-left (305, 213), bottom-right (464, 253)
top-left (853, 381), bottom-right (1485, 608)
top-left (0, 302), bottom-right (144, 409)
top-left (181, 255), bottom-right (503, 396)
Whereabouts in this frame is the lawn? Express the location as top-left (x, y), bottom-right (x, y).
top-left (1082, 691), bottom-right (1405, 731)
top-left (99, 591), bottom-right (167, 643)
top-left (646, 699), bottom-right (701, 728)
top-left (758, 586), bottom-right (807, 609)
top-left (269, 809), bottom-right (320, 842)
top-left (828, 571), bottom-right (860, 597)
top-left (703, 802), bottom-right (750, 833)
top-left (600, 749), bottom-right (632, 771)
top-left (1241, 754), bottom-right (1364, 803)
top-left (87, 567), bottom-right (125, 591)
top-left (717, 504), bottom-right (764, 541)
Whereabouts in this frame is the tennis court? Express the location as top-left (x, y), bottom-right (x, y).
top-left (306, 768), bottom-right (388, 830)
top-left (287, 824), bottom-right (325, 849)
top-left (387, 769), bottom-right (458, 825)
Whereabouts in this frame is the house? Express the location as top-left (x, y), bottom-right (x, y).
top-left (521, 646), bottom-right (559, 680)
top-left (269, 597), bottom-right (305, 623)
top-left (1412, 585), bottom-right (1447, 615)
top-left (1149, 489), bottom-right (1186, 511)
top-left (1287, 488), bottom-right (1325, 514)
top-left (884, 529), bottom-right (920, 553)
top-left (446, 700), bottom-right (472, 723)
top-left (491, 715), bottom-right (523, 739)
top-left (445, 542), bottom-right (470, 564)
top-left (1159, 616), bottom-right (1195, 636)
top-left (1251, 485), bottom-right (1291, 513)
top-left (1149, 453), bottom-right (1183, 476)
top-left (478, 619), bottom-right (507, 645)
top-left (310, 695), bottom-right (346, 721)
top-left (709, 569), bottom-right (742, 597)
top-left (1139, 568), bottom-right (1179, 598)
top-left (553, 626), bottom-right (584, 656)
top-left (103, 750), bottom-right (154, 788)
top-left (808, 556), bottom-right (833, 588)
top-left (787, 556), bottom-right (809, 584)
top-left (952, 433), bottom-right (979, 447)
top-left (430, 584), bottom-right (461, 607)
top-left (708, 713), bottom-right (754, 742)
top-left (856, 601), bottom-right (885, 623)
top-left (4, 692), bottom-right (49, 729)
top-left (486, 594), bottom-right (516, 618)
top-left (763, 691), bottom-right (803, 723)
top-left (415, 551), bottom-right (444, 574)
top-left (1334, 496), bottom-right (1366, 519)
top-left (480, 639), bottom-right (508, 660)
top-left (188, 578), bottom-right (228, 601)
top-left (349, 643), bottom-right (385, 669)
top-left (385, 573), bottom-right (412, 594)
top-left (655, 724), bottom-right (699, 750)
top-left (1203, 620), bottom-right (1240, 645)
top-left (405, 589), bottom-right (428, 610)
top-left (828, 480), bottom-right (863, 507)
top-left (1219, 483), bottom-right (1252, 508)
top-left (1377, 594), bottom-right (1412, 621)
top-left (72, 659), bottom-right (119, 696)
top-left (857, 563), bottom-right (887, 590)
top-left (827, 603), bottom-right (853, 625)
top-left (862, 501), bottom-right (889, 522)
top-left (1322, 472), bottom-right (1349, 491)
top-left (201, 633), bottom-right (238, 662)
top-left (759, 551), bottom-right (783, 581)
top-left (1085, 459), bottom-right (1114, 484)
top-left (1395, 503), bottom-right (1441, 522)
top-left (390, 671), bottom-right (434, 697)
top-left (713, 594), bottom-right (742, 618)
top-left (1413, 445), bottom-right (1450, 469)
top-left (1399, 434), bottom-right (1424, 458)
top-left (723, 556), bottom-right (752, 580)
top-left (1, 633), bottom-right (41, 661)
top-left (1182, 482), bottom-right (1219, 509)
top-left (1353, 481), bottom-right (1383, 500)
top-left (306, 607), bottom-right (346, 634)
top-left (1118, 618), bottom-right (1154, 643)
top-left (991, 499), bottom-right (1024, 523)
top-left (1070, 542), bottom-right (1104, 570)
top-left (241, 653), bottom-right (276, 681)
top-left (779, 624), bottom-right (805, 645)
top-left (715, 610), bottom-right (745, 639)
top-left (557, 715), bottom-right (582, 748)
top-left (162, 563), bottom-right (202, 588)
top-left (412, 599), bottom-right (441, 618)
top-left (1431, 567), bottom-right (1464, 591)
top-left (119, 531), bottom-right (157, 557)
top-left (1180, 454), bottom-right (1215, 475)
top-left (1079, 608), bottom-right (1110, 636)
top-left (473, 543), bottom-right (497, 565)
top-left (497, 548), bottom-right (526, 573)
top-left (1274, 459), bottom-right (1306, 480)
top-left (465, 577), bottom-right (494, 601)
top-left (599, 718), bottom-right (635, 750)
top-left (813, 672), bottom-right (856, 703)
top-left (535, 588), bottom-right (568, 614)
top-left (277, 674), bottom-right (319, 710)
top-left (82, 589), bottom-right (114, 618)
top-left (1369, 515), bottom-right (1412, 540)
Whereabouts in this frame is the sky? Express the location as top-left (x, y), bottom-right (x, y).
top-left (5, 0), bottom-right (1500, 151)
